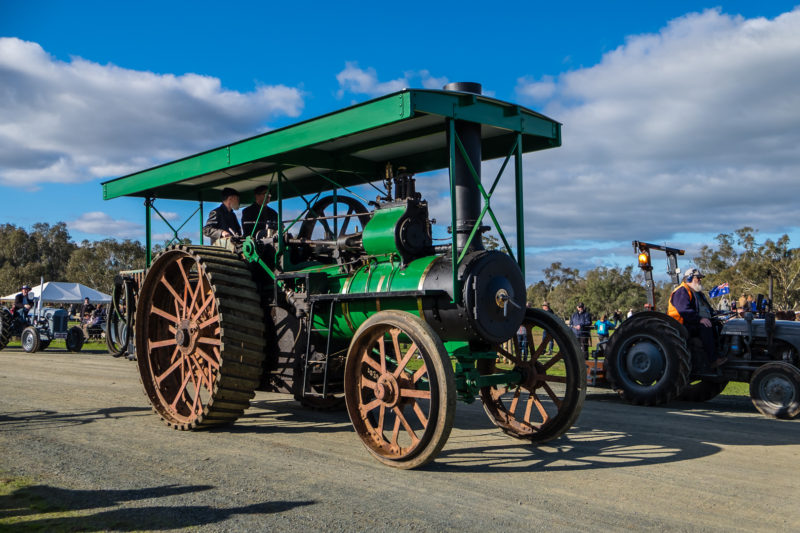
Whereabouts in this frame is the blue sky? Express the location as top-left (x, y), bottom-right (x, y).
top-left (2, 1), bottom-right (800, 282)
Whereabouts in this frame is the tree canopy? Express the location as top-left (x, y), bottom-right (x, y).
top-left (694, 227), bottom-right (800, 310)
top-left (526, 227), bottom-right (800, 318)
top-left (0, 223), bottom-right (145, 296)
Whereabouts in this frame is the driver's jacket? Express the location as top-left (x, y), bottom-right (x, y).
top-left (667, 282), bottom-right (699, 326)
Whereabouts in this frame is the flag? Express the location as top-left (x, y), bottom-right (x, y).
top-left (708, 282), bottom-right (730, 298)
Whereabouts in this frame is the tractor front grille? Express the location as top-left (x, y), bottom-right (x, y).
top-left (52, 314), bottom-right (68, 333)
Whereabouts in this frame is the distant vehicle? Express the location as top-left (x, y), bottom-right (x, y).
top-left (0, 304), bottom-right (84, 353)
top-left (603, 241), bottom-right (800, 419)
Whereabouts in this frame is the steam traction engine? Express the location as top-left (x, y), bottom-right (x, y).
top-left (102, 83), bottom-right (585, 468)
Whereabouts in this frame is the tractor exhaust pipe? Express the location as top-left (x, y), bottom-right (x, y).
top-left (444, 82), bottom-right (483, 255)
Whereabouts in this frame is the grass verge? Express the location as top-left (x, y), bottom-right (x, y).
top-left (0, 476), bottom-right (79, 532)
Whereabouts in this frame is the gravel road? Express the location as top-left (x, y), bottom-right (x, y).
top-left (1, 347), bottom-right (799, 532)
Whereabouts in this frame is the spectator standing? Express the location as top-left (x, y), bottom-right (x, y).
top-left (570, 302), bottom-right (592, 358)
top-left (516, 322), bottom-right (527, 357)
top-left (737, 294), bottom-right (747, 311)
top-left (541, 301), bottom-right (555, 354)
top-left (595, 314), bottom-right (615, 343)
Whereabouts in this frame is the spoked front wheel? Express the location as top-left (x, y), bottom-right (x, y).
top-left (479, 308), bottom-right (586, 443)
top-left (344, 310), bottom-right (455, 469)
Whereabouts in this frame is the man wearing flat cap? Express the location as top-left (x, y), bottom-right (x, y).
top-left (203, 187), bottom-right (242, 245)
top-left (241, 185), bottom-right (278, 237)
top-left (12, 285), bottom-right (35, 320)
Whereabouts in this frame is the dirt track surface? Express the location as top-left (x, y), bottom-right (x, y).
top-left (1, 347), bottom-right (799, 532)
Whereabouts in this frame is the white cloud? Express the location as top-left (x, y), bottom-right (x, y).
top-left (515, 75), bottom-right (556, 102)
top-left (510, 7), bottom-right (800, 275)
top-left (336, 62), bottom-right (449, 98)
top-left (157, 211), bottom-right (179, 222)
top-left (67, 212), bottom-right (143, 239)
top-left (418, 70), bottom-right (449, 90)
top-left (0, 38), bottom-right (304, 188)
top-left (336, 62), bottom-right (408, 98)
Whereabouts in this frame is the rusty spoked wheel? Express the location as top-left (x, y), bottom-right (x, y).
top-left (136, 245), bottom-right (265, 430)
top-left (479, 308), bottom-right (585, 443)
top-left (344, 310), bottom-right (455, 469)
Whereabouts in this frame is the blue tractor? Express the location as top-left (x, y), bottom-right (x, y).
top-left (0, 304), bottom-right (84, 353)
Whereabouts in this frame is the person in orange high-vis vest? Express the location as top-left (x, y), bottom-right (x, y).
top-left (668, 268), bottom-right (726, 370)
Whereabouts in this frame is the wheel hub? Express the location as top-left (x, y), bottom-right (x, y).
top-left (517, 362), bottom-right (545, 390)
top-left (374, 373), bottom-right (401, 408)
top-left (175, 319), bottom-right (199, 354)
top-left (625, 341), bottom-right (665, 382)
top-left (762, 375), bottom-right (795, 406)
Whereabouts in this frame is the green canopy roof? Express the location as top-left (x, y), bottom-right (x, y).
top-left (102, 88), bottom-right (561, 202)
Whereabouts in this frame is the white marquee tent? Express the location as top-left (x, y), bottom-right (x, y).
top-left (1, 282), bottom-right (111, 304)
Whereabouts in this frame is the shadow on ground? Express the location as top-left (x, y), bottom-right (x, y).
top-left (230, 388), bottom-right (799, 473)
top-left (426, 391), bottom-right (799, 472)
top-left (0, 406), bottom-right (152, 432)
top-left (0, 482), bottom-right (313, 532)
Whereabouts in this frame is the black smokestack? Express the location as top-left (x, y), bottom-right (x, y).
top-left (444, 82), bottom-right (483, 254)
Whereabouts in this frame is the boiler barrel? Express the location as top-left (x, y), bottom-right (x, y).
top-left (307, 250), bottom-right (526, 345)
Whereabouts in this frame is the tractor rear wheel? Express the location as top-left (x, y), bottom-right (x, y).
top-left (749, 362), bottom-right (800, 419)
top-left (0, 308), bottom-right (11, 351)
top-left (136, 245), bottom-right (266, 430)
top-left (478, 308), bottom-right (585, 444)
top-left (605, 314), bottom-right (690, 405)
top-left (344, 310), bottom-right (455, 469)
top-left (21, 326), bottom-right (40, 353)
top-left (679, 379), bottom-right (728, 403)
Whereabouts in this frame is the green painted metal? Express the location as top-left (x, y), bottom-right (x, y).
top-left (447, 120), bottom-right (459, 305)
top-left (198, 193), bottom-right (204, 245)
top-left (145, 198), bottom-right (152, 266)
top-left (453, 132), bottom-right (516, 262)
top-left (515, 133), bottom-right (525, 273)
top-left (101, 89), bottom-right (561, 202)
top-left (361, 205), bottom-right (405, 257)
top-left (298, 254), bottom-right (438, 342)
top-left (241, 236), bottom-right (275, 281)
top-left (151, 201), bottom-right (201, 248)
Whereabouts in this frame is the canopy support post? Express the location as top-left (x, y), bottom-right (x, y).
top-left (199, 192), bottom-right (204, 245)
top-left (145, 196), bottom-right (153, 267)
top-left (515, 133), bottom-right (525, 275)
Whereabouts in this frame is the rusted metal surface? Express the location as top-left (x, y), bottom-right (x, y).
top-left (479, 308), bottom-right (585, 442)
top-left (135, 245), bottom-right (265, 429)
